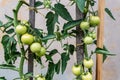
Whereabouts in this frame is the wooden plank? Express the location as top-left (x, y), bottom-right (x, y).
top-left (96, 0), bottom-right (105, 80)
top-left (28, 0), bottom-right (35, 80)
top-left (76, 5), bottom-right (84, 63)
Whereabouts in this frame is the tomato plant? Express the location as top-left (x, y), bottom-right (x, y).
top-left (0, 0), bottom-right (115, 80)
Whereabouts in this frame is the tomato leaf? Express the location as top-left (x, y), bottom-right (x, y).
top-left (0, 20), bottom-right (3, 26)
top-left (0, 77), bottom-right (6, 80)
top-left (46, 12), bottom-right (58, 35)
top-left (1, 35), bottom-right (20, 64)
top-left (76, 0), bottom-right (85, 12)
top-left (34, 1), bottom-right (43, 7)
top-left (69, 44), bottom-right (75, 55)
top-left (6, 28), bottom-right (14, 34)
top-left (105, 8), bottom-right (116, 20)
top-left (0, 64), bottom-right (18, 71)
top-left (45, 62), bottom-right (55, 80)
top-left (49, 49), bottom-right (58, 56)
top-left (54, 3), bottom-right (73, 21)
top-left (55, 60), bottom-right (61, 74)
top-left (63, 19), bottom-right (82, 31)
top-left (42, 35), bottom-right (55, 41)
top-left (61, 52), bottom-right (70, 74)
top-left (24, 72), bottom-right (33, 79)
top-left (94, 47), bottom-right (116, 56)
top-left (5, 15), bottom-right (14, 22)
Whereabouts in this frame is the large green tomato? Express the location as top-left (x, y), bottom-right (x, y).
top-left (35, 47), bottom-right (46, 57)
top-left (15, 25), bottom-right (27, 35)
top-left (21, 33), bottom-right (34, 45)
top-left (80, 21), bottom-right (90, 30)
top-left (72, 65), bottom-right (82, 76)
top-left (90, 16), bottom-right (100, 26)
top-left (81, 72), bottom-right (92, 80)
top-left (30, 42), bottom-right (41, 53)
top-left (83, 58), bottom-right (94, 68)
top-left (83, 36), bottom-right (93, 44)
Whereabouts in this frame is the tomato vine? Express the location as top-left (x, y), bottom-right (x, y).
top-left (0, 0), bottom-right (115, 80)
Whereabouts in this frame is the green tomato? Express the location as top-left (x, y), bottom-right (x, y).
top-left (83, 36), bottom-right (93, 44)
top-left (35, 47), bottom-right (46, 57)
top-left (81, 72), bottom-right (92, 80)
top-left (21, 33), bottom-right (34, 45)
top-left (30, 42), bottom-right (41, 53)
top-left (89, 32), bottom-right (97, 39)
top-left (35, 75), bottom-right (46, 80)
top-left (72, 65), bottom-right (82, 76)
top-left (83, 58), bottom-right (94, 68)
top-left (90, 16), bottom-right (100, 26)
top-left (15, 25), bottom-right (27, 35)
top-left (80, 21), bottom-right (90, 30)
top-left (21, 20), bottom-right (30, 27)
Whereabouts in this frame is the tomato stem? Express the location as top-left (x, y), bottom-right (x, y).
top-left (13, 0), bottom-right (26, 79)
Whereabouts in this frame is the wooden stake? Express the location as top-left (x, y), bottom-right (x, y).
top-left (96, 0), bottom-right (105, 80)
top-left (76, 5), bottom-right (84, 63)
top-left (28, 0), bottom-right (35, 80)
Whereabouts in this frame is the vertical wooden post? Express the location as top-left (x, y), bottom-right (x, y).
top-left (96, 0), bottom-right (105, 80)
top-left (76, 5), bottom-right (84, 63)
top-left (28, 0), bottom-right (35, 80)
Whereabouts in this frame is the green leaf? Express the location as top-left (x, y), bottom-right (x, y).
top-left (102, 46), bottom-right (108, 63)
top-left (6, 28), bottom-right (14, 34)
top-left (46, 12), bottom-right (58, 35)
top-left (1, 35), bottom-right (19, 64)
top-left (45, 62), bottom-right (55, 80)
top-left (54, 3), bottom-right (73, 21)
top-left (0, 20), bottom-right (3, 26)
top-left (61, 52), bottom-right (70, 74)
top-left (24, 72), bottom-right (33, 79)
top-left (69, 44), bottom-right (75, 55)
top-left (63, 19), bottom-right (82, 31)
top-left (0, 77), bottom-right (6, 80)
top-left (45, 54), bottom-right (53, 62)
top-left (49, 49), bottom-right (58, 56)
top-left (34, 55), bottom-right (42, 65)
top-left (42, 35), bottom-right (55, 41)
top-left (35, 1), bottom-right (43, 7)
top-left (5, 15), bottom-right (14, 22)
top-left (105, 8), bottom-right (115, 20)
top-left (94, 47), bottom-right (116, 56)
top-left (0, 64), bottom-right (18, 71)
top-left (55, 60), bottom-right (61, 74)
top-left (76, 0), bottom-right (85, 12)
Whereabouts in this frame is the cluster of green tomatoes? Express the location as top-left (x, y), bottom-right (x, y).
top-left (15, 20), bottom-right (46, 58)
top-left (72, 15), bottom-right (100, 80)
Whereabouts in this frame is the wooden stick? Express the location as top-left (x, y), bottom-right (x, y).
top-left (96, 0), bottom-right (105, 80)
top-left (76, 5), bottom-right (84, 63)
top-left (28, 0), bottom-right (35, 80)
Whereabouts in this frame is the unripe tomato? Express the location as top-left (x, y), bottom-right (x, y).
top-left (15, 25), bottom-right (27, 35)
top-left (83, 36), bottom-right (93, 44)
top-left (89, 32), bottom-right (96, 39)
top-left (35, 75), bottom-right (46, 80)
top-left (83, 58), bottom-right (94, 68)
top-left (21, 33), bottom-right (34, 45)
top-left (90, 16), bottom-right (100, 26)
top-left (21, 20), bottom-right (30, 27)
top-left (35, 47), bottom-right (46, 57)
top-left (80, 21), bottom-right (90, 30)
top-left (72, 65), bottom-right (82, 76)
top-left (81, 72), bottom-right (92, 80)
top-left (30, 42), bottom-right (41, 53)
